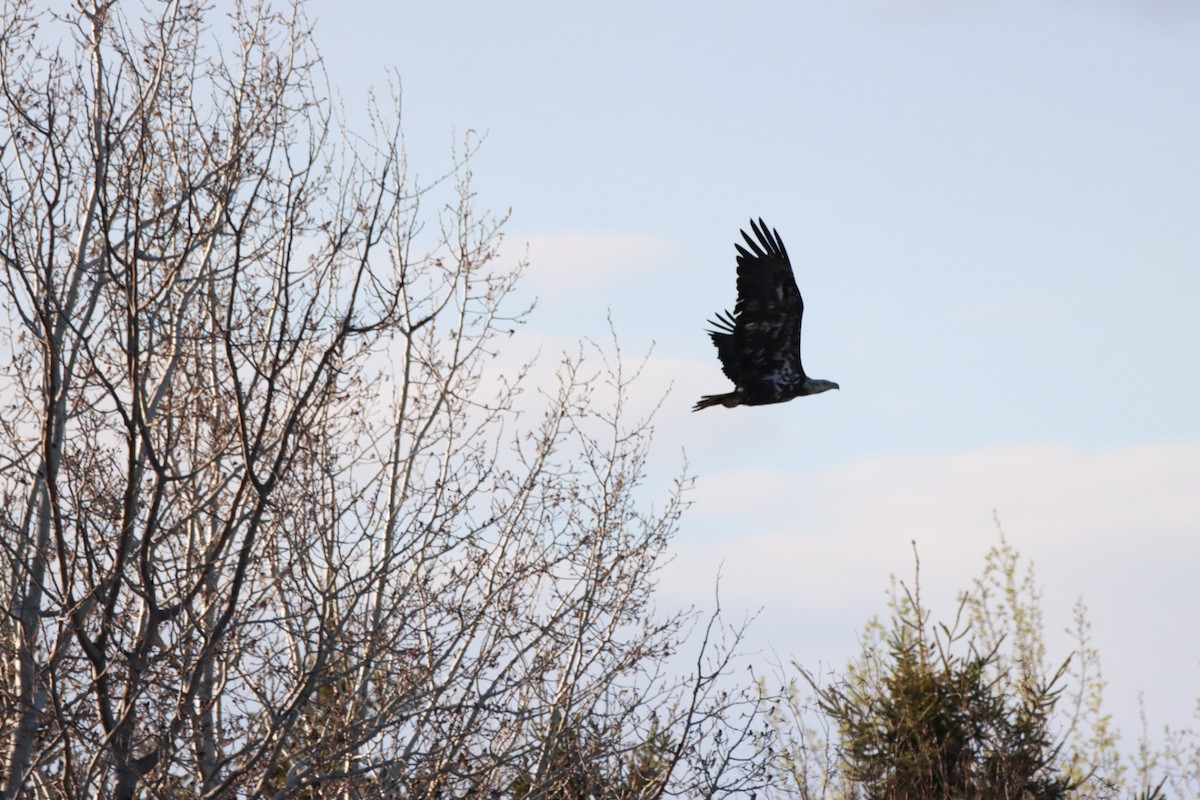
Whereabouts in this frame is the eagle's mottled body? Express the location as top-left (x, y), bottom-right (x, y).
top-left (694, 219), bottom-right (838, 411)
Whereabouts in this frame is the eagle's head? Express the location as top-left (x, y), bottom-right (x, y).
top-left (807, 379), bottom-right (839, 395)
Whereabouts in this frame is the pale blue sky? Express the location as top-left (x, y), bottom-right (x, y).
top-left (312, 0), bottom-right (1200, 748)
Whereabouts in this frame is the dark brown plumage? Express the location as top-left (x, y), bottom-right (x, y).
top-left (694, 219), bottom-right (838, 411)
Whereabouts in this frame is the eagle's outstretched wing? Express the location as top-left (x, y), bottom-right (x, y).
top-left (729, 218), bottom-right (807, 396)
top-left (705, 310), bottom-right (740, 384)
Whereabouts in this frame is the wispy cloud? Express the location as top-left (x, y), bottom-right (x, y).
top-left (507, 231), bottom-right (679, 295)
top-left (660, 440), bottom-right (1200, 740)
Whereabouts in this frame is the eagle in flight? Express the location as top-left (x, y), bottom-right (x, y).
top-left (694, 219), bottom-right (839, 411)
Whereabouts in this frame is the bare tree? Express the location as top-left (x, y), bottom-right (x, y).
top-left (0, 0), bottom-right (772, 797)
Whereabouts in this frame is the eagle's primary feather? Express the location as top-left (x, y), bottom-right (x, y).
top-left (694, 219), bottom-right (838, 411)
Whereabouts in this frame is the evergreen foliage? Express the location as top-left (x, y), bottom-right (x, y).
top-left (811, 581), bottom-right (1074, 799)
top-left (769, 537), bottom-right (1171, 800)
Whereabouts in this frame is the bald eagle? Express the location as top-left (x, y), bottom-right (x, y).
top-left (694, 219), bottom-right (839, 411)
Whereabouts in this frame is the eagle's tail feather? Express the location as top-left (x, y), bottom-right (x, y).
top-left (692, 392), bottom-right (742, 412)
